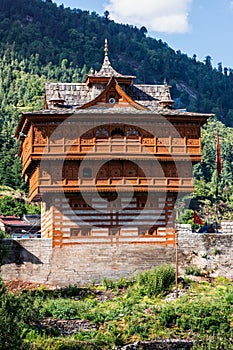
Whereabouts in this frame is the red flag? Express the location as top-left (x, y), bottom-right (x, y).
top-left (216, 129), bottom-right (222, 178)
top-left (194, 211), bottom-right (204, 225)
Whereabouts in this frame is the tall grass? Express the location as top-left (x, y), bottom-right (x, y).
top-left (135, 264), bottom-right (176, 297)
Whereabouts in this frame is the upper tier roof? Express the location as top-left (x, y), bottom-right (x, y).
top-left (45, 81), bottom-right (173, 110)
top-left (87, 38), bottom-right (135, 79)
top-left (45, 38), bottom-right (175, 112)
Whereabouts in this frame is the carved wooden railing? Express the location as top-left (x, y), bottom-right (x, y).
top-left (37, 176), bottom-right (193, 194)
top-left (31, 137), bottom-right (201, 156)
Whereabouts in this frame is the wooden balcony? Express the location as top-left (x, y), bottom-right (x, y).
top-left (32, 137), bottom-right (201, 156)
top-left (29, 167), bottom-right (40, 201)
top-left (35, 176), bottom-right (193, 198)
top-left (22, 136), bottom-right (202, 175)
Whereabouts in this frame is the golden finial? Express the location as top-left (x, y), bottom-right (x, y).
top-left (104, 38), bottom-right (108, 57)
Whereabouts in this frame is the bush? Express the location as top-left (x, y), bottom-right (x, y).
top-left (185, 265), bottom-right (203, 276)
top-left (135, 264), bottom-right (176, 297)
top-left (40, 299), bottom-right (98, 320)
top-left (193, 330), bottom-right (233, 349)
top-left (102, 276), bottom-right (134, 290)
top-left (0, 279), bottom-right (37, 350)
top-left (158, 297), bottom-right (231, 335)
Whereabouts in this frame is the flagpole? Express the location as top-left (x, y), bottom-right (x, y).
top-left (216, 128), bottom-right (222, 233)
top-left (216, 159), bottom-right (218, 233)
top-left (175, 209), bottom-right (179, 299)
top-left (216, 175), bottom-right (219, 233)
top-left (175, 226), bottom-right (178, 298)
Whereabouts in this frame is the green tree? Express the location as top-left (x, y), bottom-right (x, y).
top-left (0, 279), bottom-right (37, 350)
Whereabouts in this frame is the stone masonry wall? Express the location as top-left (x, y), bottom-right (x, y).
top-left (1, 229), bottom-right (233, 286)
top-left (221, 221), bottom-right (233, 234)
top-left (178, 229), bottom-right (233, 280)
top-left (0, 239), bottom-right (175, 286)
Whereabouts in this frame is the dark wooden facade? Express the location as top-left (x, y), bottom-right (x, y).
top-left (16, 39), bottom-right (211, 247)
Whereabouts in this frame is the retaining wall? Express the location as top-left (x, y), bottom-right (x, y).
top-left (0, 228), bottom-right (233, 286)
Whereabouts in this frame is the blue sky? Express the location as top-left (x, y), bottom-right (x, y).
top-left (54, 0), bottom-right (233, 69)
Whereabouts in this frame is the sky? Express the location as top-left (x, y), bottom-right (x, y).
top-left (54, 0), bottom-right (233, 69)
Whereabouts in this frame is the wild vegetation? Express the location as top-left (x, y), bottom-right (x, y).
top-left (0, 265), bottom-right (232, 350)
top-left (0, 2), bottom-right (232, 350)
top-left (178, 118), bottom-right (233, 225)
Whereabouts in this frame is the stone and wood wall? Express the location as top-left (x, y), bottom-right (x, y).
top-left (1, 228), bottom-right (233, 286)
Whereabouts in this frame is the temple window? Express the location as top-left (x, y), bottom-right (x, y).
top-left (126, 128), bottom-right (140, 137)
top-left (96, 127), bottom-right (109, 138)
top-left (83, 167), bottom-right (92, 178)
top-left (108, 95), bottom-right (117, 104)
top-left (71, 228), bottom-right (90, 237)
top-left (138, 227), bottom-right (148, 236)
top-left (111, 128), bottom-right (124, 137)
top-left (109, 227), bottom-right (120, 236)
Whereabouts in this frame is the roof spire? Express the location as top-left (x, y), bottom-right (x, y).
top-left (104, 38), bottom-right (108, 57)
top-left (159, 80), bottom-right (174, 109)
top-left (49, 84), bottom-right (65, 106)
top-left (94, 38), bottom-right (123, 77)
top-left (85, 39), bottom-right (136, 81)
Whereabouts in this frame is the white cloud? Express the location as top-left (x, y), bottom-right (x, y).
top-left (230, 1), bottom-right (233, 9)
top-left (104, 0), bottom-right (192, 34)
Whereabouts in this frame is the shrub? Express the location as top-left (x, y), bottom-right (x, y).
top-left (185, 265), bottom-right (203, 276)
top-left (102, 276), bottom-right (134, 290)
top-left (193, 330), bottom-right (233, 349)
top-left (158, 299), bottom-right (231, 335)
top-left (0, 279), bottom-right (37, 350)
top-left (135, 264), bottom-right (176, 297)
top-left (40, 299), bottom-right (98, 320)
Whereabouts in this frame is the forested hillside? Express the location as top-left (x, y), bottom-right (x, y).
top-left (0, 0), bottom-right (232, 221)
top-left (1, 0), bottom-right (233, 125)
top-left (0, 48), bottom-right (86, 214)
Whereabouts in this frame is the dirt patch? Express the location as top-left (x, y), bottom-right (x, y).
top-left (4, 280), bottom-right (55, 293)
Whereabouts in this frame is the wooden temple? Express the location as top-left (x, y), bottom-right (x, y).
top-left (16, 39), bottom-right (211, 247)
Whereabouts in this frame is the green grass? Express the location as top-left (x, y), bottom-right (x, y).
top-left (2, 264), bottom-right (233, 350)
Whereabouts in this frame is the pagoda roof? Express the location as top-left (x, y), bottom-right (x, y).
top-left (44, 81), bottom-right (174, 110)
top-left (43, 39), bottom-right (177, 111)
top-left (15, 38), bottom-right (214, 138)
top-left (85, 38), bottom-right (135, 82)
top-left (79, 77), bottom-right (148, 110)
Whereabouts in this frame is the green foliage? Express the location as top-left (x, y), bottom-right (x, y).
top-left (178, 208), bottom-right (197, 230)
top-left (102, 276), bottom-right (134, 290)
top-left (193, 330), bottom-right (233, 350)
top-left (41, 299), bottom-right (81, 319)
top-left (0, 2), bottom-right (233, 215)
top-left (40, 298), bottom-right (98, 320)
top-left (185, 265), bottom-right (204, 276)
top-left (0, 229), bottom-right (10, 239)
top-left (0, 0), bottom-right (233, 127)
top-left (158, 294), bottom-right (232, 335)
top-left (24, 335), bottom-right (108, 350)
top-left (0, 196), bottom-right (26, 216)
top-left (0, 272), bottom-right (232, 349)
top-left (135, 264), bottom-right (176, 297)
top-left (0, 279), bottom-right (37, 350)
top-left (0, 195), bottom-right (40, 216)
top-left (177, 119), bottom-right (233, 223)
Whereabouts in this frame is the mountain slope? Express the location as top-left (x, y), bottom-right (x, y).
top-left (0, 0), bottom-right (233, 218)
top-left (0, 0), bottom-right (233, 126)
